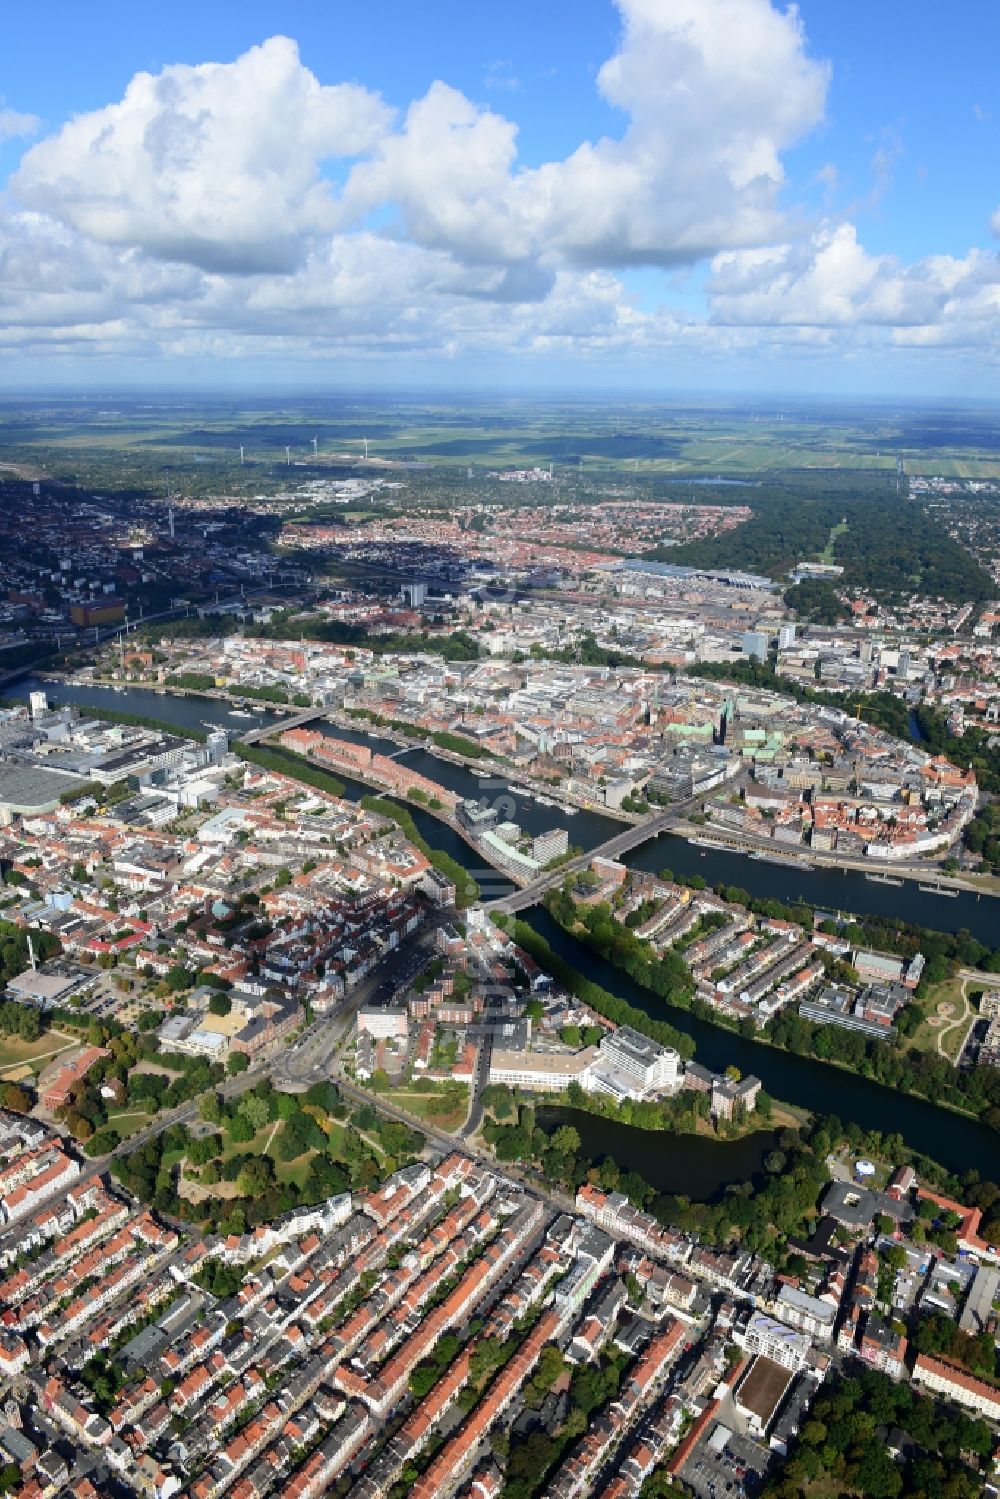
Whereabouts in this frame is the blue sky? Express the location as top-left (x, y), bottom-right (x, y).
top-left (2, 1), bottom-right (999, 394)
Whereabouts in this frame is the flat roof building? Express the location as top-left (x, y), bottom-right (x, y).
top-left (734, 1356), bottom-right (794, 1437)
top-left (0, 763), bottom-right (84, 819)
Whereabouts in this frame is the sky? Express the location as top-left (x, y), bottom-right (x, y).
top-left (2, 0), bottom-right (1000, 396)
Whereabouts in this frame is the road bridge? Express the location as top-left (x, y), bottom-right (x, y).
top-left (484, 809), bottom-right (680, 915)
top-left (238, 707), bottom-right (330, 743)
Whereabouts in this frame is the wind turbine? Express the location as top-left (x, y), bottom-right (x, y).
top-left (312, 436), bottom-right (319, 456)
top-left (239, 445), bottom-right (245, 465)
top-left (285, 446), bottom-right (291, 466)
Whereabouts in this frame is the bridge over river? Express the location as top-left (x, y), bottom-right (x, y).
top-left (484, 776), bottom-right (745, 912)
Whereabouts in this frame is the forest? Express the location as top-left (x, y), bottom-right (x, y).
top-left (649, 472), bottom-right (993, 602)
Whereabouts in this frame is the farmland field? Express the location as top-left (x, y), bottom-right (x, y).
top-left (2, 393), bottom-right (1000, 492)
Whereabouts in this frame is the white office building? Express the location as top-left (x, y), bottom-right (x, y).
top-left (587, 1026), bottom-right (681, 1101)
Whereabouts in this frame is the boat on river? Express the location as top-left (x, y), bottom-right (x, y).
top-left (866, 873), bottom-right (903, 887)
top-left (918, 883), bottom-right (959, 897)
top-left (689, 836), bottom-right (730, 850)
top-left (749, 850), bottom-right (816, 870)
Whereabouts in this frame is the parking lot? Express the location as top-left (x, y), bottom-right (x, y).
top-left (684, 1411), bottom-right (771, 1499)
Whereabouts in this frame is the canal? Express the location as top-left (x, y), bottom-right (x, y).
top-left (311, 721), bottom-right (622, 851)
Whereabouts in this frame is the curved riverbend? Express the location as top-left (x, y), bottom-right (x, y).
top-left (16, 676), bottom-right (994, 940)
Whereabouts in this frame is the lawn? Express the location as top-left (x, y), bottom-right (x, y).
top-left (904, 977), bottom-right (973, 1061)
top-left (820, 519), bottom-right (849, 563)
top-left (106, 1107), bottom-right (154, 1142)
top-left (0, 1030), bottom-right (78, 1077)
top-left (274, 1150), bottom-right (316, 1187)
top-left (389, 1086), bottom-right (468, 1132)
top-left (188, 1113), bottom-right (346, 1195)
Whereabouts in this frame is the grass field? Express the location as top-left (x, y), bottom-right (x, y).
top-left (0, 1030), bottom-right (78, 1077)
top-left (106, 1107), bottom-right (154, 1141)
top-left (388, 1085), bottom-right (468, 1131)
top-left (820, 519), bottom-right (849, 562)
top-left (905, 978), bottom-right (973, 1061)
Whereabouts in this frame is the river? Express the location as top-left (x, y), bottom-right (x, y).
top-left (623, 833), bottom-right (996, 945)
top-left (11, 676), bottom-right (1000, 1178)
top-left (10, 675), bottom-right (285, 740)
top-left (11, 676), bottom-right (994, 940)
top-left (525, 905), bottom-right (999, 1181)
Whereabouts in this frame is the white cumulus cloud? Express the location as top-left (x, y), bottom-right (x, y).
top-left (3, 1), bottom-right (999, 376)
top-left (0, 106), bottom-right (39, 143)
top-left (344, 0), bottom-right (829, 272)
top-left (12, 36), bottom-right (392, 273)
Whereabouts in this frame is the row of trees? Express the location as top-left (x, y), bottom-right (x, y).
top-left (254, 611), bottom-right (483, 662)
top-left (767, 1005), bottom-right (1000, 1129)
top-left (359, 794), bottom-right (480, 908)
top-left (502, 916), bottom-right (694, 1061)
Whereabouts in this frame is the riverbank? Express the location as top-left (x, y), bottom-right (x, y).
top-left (542, 895), bottom-right (1000, 1131)
top-left (503, 1084), bottom-right (804, 1141)
top-left (10, 675), bottom-right (996, 938)
top-left (244, 731), bottom-right (527, 891)
top-left (535, 1105), bottom-right (785, 1203)
top-left (670, 813), bottom-right (993, 900)
top-left (49, 667), bottom-right (635, 825)
top-left (515, 906), bottom-right (1000, 1181)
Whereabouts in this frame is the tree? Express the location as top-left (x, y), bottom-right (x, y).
top-left (227, 1051), bottom-right (249, 1074)
top-left (236, 1156), bottom-right (275, 1197)
top-left (0, 1082), bottom-right (32, 1113)
top-left (187, 1135), bottom-right (219, 1168)
top-left (199, 1091), bottom-right (223, 1125)
top-left (551, 1125), bottom-right (581, 1156)
top-left (208, 991), bottom-right (232, 1017)
top-left (237, 1093), bottom-right (270, 1131)
top-left (227, 1114), bottom-right (254, 1144)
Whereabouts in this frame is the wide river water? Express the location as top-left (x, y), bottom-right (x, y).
top-left (12, 675), bottom-right (1000, 1181)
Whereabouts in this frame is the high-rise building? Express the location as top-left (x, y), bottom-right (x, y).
top-left (742, 630), bottom-right (768, 662)
top-left (206, 730), bottom-right (229, 766)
